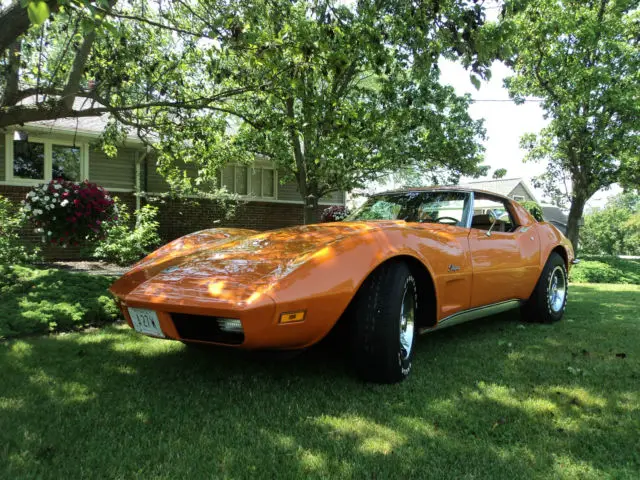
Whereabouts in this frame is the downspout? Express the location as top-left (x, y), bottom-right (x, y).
top-left (135, 146), bottom-right (151, 226)
top-left (134, 152), bottom-right (141, 214)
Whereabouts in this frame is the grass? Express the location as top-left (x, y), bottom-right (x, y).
top-left (0, 265), bottom-right (119, 339)
top-left (570, 256), bottom-right (640, 284)
top-left (1, 284), bottom-right (639, 479)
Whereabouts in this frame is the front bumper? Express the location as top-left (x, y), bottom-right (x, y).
top-left (117, 295), bottom-right (323, 350)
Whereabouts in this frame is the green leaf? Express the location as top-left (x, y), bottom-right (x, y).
top-left (27, 0), bottom-right (50, 26)
top-left (470, 74), bottom-right (481, 90)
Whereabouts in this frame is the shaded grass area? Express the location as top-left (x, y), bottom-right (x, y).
top-left (0, 265), bottom-right (119, 339)
top-left (570, 256), bottom-right (640, 284)
top-left (1, 284), bottom-right (639, 479)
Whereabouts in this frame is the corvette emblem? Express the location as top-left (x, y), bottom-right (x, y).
top-left (448, 264), bottom-right (460, 272)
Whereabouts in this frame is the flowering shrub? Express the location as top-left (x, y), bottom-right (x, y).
top-left (321, 205), bottom-right (351, 222)
top-left (91, 198), bottom-right (161, 266)
top-left (22, 179), bottom-right (116, 246)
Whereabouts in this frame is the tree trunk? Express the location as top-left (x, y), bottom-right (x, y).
top-left (303, 194), bottom-right (319, 225)
top-left (566, 192), bottom-right (587, 253)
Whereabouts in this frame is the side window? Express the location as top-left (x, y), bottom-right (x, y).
top-left (471, 195), bottom-right (517, 232)
top-left (417, 196), bottom-right (466, 225)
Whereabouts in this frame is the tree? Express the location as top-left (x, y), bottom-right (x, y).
top-left (160, 0), bottom-right (495, 223)
top-left (500, 0), bottom-right (640, 250)
top-left (580, 192), bottom-right (640, 256)
top-left (492, 168), bottom-right (507, 179)
top-left (2, 1), bottom-right (497, 224)
top-left (519, 200), bottom-right (544, 222)
top-left (0, 1), bottom-right (266, 131)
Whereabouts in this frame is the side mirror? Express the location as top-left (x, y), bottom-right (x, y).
top-left (486, 209), bottom-right (499, 237)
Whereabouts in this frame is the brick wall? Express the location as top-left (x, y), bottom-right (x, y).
top-left (152, 196), bottom-right (324, 242)
top-left (1, 185), bottom-right (323, 260)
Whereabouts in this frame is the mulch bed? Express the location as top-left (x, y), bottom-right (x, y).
top-left (36, 261), bottom-right (130, 277)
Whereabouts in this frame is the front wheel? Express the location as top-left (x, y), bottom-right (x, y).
top-left (352, 261), bottom-right (417, 383)
top-left (522, 252), bottom-right (568, 323)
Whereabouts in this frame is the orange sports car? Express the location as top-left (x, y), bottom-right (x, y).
top-left (110, 187), bottom-right (576, 383)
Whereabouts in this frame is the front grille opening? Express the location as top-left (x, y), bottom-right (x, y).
top-left (171, 313), bottom-right (244, 345)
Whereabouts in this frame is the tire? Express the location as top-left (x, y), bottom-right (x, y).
top-left (352, 261), bottom-right (418, 383)
top-left (522, 252), bottom-right (568, 323)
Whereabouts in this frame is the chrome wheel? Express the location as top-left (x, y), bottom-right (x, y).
top-left (399, 284), bottom-right (415, 360)
top-left (547, 265), bottom-right (567, 313)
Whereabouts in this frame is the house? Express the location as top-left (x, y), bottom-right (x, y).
top-left (540, 204), bottom-right (569, 235)
top-left (0, 106), bottom-right (345, 259)
top-left (459, 177), bottom-right (539, 203)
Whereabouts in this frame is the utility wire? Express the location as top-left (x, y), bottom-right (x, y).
top-left (470, 99), bottom-right (544, 102)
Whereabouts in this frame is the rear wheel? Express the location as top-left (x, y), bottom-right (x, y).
top-left (352, 261), bottom-right (417, 383)
top-left (522, 252), bottom-right (567, 323)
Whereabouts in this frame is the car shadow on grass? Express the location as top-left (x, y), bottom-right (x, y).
top-left (1, 284), bottom-right (639, 479)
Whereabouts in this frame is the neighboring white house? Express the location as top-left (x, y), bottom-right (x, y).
top-left (458, 177), bottom-right (538, 203)
top-left (349, 176), bottom-right (540, 210)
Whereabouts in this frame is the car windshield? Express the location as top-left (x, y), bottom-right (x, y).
top-left (345, 191), bottom-right (470, 225)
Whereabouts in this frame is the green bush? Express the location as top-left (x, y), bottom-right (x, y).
top-left (579, 192), bottom-right (640, 256)
top-left (90, 199), bottom-right (161, 266)
top-left (0, 195), bottom-right (40, 265)
top-left (569, 256), bottom-right (640, 285)
top-left (519, 200), bottom-right (544, 222)
top-left (0, 265), bottom-right (120, 339)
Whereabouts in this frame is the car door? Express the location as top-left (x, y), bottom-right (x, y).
top-left (411, 190), bottom-right (474, 319)
top-left (468, 194), bottom-right (540, 307)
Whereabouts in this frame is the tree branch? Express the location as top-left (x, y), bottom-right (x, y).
top-left (94, 6), bottom-right (219, 40)
top-left (206, 106), bottom-right (261, 129)
top-left (0, 85), bottom-right (261, 129)
top-left (2, 40), bottom-right (21, 106)
top-left (61, 23), bottom-right (100, 109)
top-left (533, 43), bottom-right (561, 105)
top-left (1, 1), bottom-right (38, 52)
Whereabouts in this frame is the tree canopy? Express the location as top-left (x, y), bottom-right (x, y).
top-left (500, 0), bottom-right (640, 249)
top-left (151, 0), bottom-right (496, 222)
top-left (0, 0), bottom-right (266, 130)
top-left (580, 192), bottom-right (640, 256)
top-left (1, 1), bottom-right (498, 221)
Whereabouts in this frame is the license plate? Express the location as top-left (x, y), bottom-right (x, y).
top-left (128, 308), bottom-right (165, 338)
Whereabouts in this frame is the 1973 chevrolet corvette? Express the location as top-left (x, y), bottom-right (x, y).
top-left (110, 187), bottom-right (576, 383)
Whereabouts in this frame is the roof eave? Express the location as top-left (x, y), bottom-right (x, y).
top-left (8, 124), bottom-right (146, 146)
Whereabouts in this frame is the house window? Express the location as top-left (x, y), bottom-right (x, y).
top-left (222, 164), bottom-right (276, 199)
top-left (51, 145), bottom-right (81, 181)
top-left (13, 140), bottom-right (45, 180)
top-left (235, 165), bottom-right (248, 195)
top-left (512, 195), bottom-right (525, 202)
top-left (4, 133), bottom-right (87, 185)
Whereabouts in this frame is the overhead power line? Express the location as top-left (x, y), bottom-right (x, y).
top-left (470, 99), bottom-right (544, 103)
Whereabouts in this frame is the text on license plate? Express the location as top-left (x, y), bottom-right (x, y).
top-left (128, 308), bottom-right (165, 338)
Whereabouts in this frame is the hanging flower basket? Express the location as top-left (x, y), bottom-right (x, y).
top-left (321, 205), bottom-right (351, 222)
top-left (22, 179), bottom-right (116, 246)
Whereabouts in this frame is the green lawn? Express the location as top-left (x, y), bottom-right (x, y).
top-left (1, 284), bottom-right (639, 479)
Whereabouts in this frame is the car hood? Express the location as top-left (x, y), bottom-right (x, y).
top-left (110, 222), bottom-right (405, 306)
